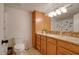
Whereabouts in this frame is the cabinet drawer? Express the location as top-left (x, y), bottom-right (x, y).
top-left (57, 40), bottom-right (79, 54)
top-left (36, 34), bottom-right (41, 46)
top-left (41, 41), bottom-right (46, 45)
top-left (36, 41), bottom-right (40, 45)
top-left (37, 38), bottom-right (40, 42)
top-left (36, 44), bottom-right (40, 51)
top-left (41, 36), bottom-right (46, 41)
top-left (41, 36), bottom-right (46, 45)
top-left (47, 37), bottom-right (56, 45)
top-left (57, 47), bottom-right (76, 55)
top-left (36, 35), bottom-right (40, 42)
top-left (37, 34), bottom-right (40, 38)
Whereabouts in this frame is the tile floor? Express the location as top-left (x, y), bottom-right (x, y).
top-left (25, 48), bottom-right (41, 55)
top-left (12, 47), bottom-right (41, 55)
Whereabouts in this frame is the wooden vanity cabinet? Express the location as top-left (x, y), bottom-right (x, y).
top-left (36, 34), bottom-right (41, 51)
top-left (40, 35), bottom-right (47, 55)
top-left (57, 47), bottom-right (76, 55)
top-left (32, 11), bottom-right (51, 48)
top-left (36, 34), bottom-right (79, 55)
top-left (57, 40), bottom-right (79, 55)
top-left (47, 37), bottom-right (56, 55)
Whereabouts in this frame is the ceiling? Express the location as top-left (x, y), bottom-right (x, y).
top-left (5, 3), bottom-right (79, 19)
top-left (5, 3), bottom-right (69, 13)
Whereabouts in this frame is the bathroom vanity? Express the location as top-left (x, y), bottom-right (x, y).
top-left (32, 11), bottom-right (79, 55)
top-left (36, 33), bottom-right (79, 55)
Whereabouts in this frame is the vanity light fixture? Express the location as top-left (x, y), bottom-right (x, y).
top-left (56, 9), bottom-right (62, 15)
top-left (48, 7), bottom-right (67, 17)
top-left (60, 7), bottom-right (67, 13)
top-left (48, 11), bottom-right (57, 17)
top-left (47, 4), bottom-right (72, 17)
top-left (48, 12), bottom-right (54, 17)
top-left (52, 11), bottom-right (57, 16)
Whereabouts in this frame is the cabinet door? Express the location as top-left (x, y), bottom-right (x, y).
top-left (47, 38), bottom-right (56, 55)
top-left (47, 42), bottom-right (56, 55)
top-left (57, 47), bottom-right (76, 55)
top-left (41, 36), bottom-right (47, 55)
top-left (57, 40), bottom-right (79, 54)
top-left (36, 35), bottom-right (40, 45)
top-left (36, 35), bottom-right (41, 51)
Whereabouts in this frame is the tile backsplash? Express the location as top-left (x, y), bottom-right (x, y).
top-left (61, 19), bottom-right (73, 32)
top-left (51, 18), bottom-right (73, 32)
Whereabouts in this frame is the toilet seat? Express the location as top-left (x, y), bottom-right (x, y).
top-left (14, 43), bottom-right (25, 55)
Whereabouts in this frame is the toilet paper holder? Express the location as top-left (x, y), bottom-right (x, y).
top-left (2, 40), bottom-right (8, 44)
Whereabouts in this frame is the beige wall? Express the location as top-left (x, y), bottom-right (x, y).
top-left (5, 6), bottom-right (32, 48)
top-left (0, 3), bottom-right (4, 43)
top-left (0, 3), bottom-right (8, 55)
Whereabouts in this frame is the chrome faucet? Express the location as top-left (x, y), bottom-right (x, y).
top-left (41, 29), bottom-right (47, 34)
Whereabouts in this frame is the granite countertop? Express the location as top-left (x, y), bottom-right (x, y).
top-left (36, 32), bottom-right (79, 45)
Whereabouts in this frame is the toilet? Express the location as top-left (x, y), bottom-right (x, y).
top-left (14, 43), bottom-right (26, 55)
top-left (13, 37), bottom-right (26, 55)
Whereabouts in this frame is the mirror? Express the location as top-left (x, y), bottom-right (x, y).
top-left (50, 4), bottom-right (79, 32)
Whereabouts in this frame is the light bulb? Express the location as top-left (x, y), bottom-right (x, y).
top-left (56, 9), bottom-right (61, 15)
top-left (48, 12), bottom-right (53, 17)
top-left (48, 11), bottom-right (57, 17)
top-left (61, 7), bottom-right (67, 13)
top-left (51, 11), bottom-right (57, 16)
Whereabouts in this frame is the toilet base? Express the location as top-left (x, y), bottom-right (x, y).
top-left (15, 49), bottom-right (26, 55)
